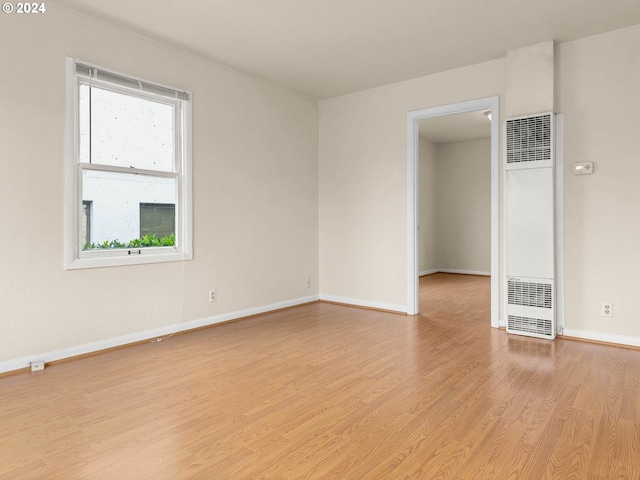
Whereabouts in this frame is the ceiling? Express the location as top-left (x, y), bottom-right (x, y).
top-left (53, 0), bottom-right (640, 99)
top-left (418, 110), bottom-right (490, 144)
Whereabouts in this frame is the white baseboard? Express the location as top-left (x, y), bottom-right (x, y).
top-left (488, 322), bottom-right (640, 347)
top-left (319, 294), bottom-right (407, 314)
top-left (438, 269), bottom-right (491, 276)
top-left (7, 299), bottom-right (638, 375)
top-left (0, 295), bottom-right (320, 375)
top-left (419, 269), bottom-right (490, 277)
top-left (419, 269), bottom-right (439, 276)
top-left (561, 329), bottom-right (640, 348)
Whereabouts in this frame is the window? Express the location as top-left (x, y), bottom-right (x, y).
top-left (65, 58), bottom-right (192, 269)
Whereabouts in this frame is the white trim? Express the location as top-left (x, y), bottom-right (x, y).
top-left (80, 162), bottom-right (177, 178)
top-left (65, 57), bottom-right (79, 268)
top-left (438, 269), bottom-right (491, 276)
top-left (181, 100), bottom-right (193, 261)
top-left (66, 251), bottom-right (192, 269)
top-left (420, 269), bottom-right (490, 276)
top-left (500, 115), bottom-right (508, 328)
top-left (319, 294), bottom-right (407, 314)
top-left (562, 329), bottom-right (640, 349)
top-left (74, 58), bottom-right (191, 101)
top-left (489, 100), bottom-right (501, 329)
top-left (555, 114), bottom-right (565, 332)
top-left (406, 113), bottom-right (419, 315)
top-left (407, 96), bottom-right (500, 328)
top-left (0, 295), bottom-right (319, 375)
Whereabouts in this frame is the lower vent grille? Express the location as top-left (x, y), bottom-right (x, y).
top-left (508, 315), bottom-right (553, 337)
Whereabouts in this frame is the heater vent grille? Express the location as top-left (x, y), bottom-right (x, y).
top-left (508, 315), bottom-right (554, 338)
top-left (508, 279), bottom-right (552, 308)
top-left (506, 114), bottom-right (552, 164)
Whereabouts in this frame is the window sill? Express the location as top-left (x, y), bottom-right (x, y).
top-left (65, 250), bottom-right (192, 270)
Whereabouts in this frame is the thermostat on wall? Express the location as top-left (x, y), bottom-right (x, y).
top-left (573, 161), bottom-right (594, 175)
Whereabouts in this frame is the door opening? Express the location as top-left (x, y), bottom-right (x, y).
top-left (406, 97), bottom-right (499, 327)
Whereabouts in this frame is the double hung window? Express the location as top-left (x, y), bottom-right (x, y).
top-left (65, 58), bottom-right (192, 268)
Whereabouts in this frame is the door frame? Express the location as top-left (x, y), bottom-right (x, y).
top-left (406, 96), bottom-right (500, 328)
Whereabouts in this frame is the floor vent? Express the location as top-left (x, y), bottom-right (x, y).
top-left (508, 315), bottom-right (554, 338)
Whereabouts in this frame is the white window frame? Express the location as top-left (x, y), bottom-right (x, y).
top-left (65, 57), bottom-right (193, 269)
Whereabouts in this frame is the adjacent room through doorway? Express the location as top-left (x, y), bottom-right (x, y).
top-left (417, 109), bottom-right (492, 321)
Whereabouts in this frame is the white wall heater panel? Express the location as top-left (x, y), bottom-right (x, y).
top-left (505, 113), bottom-right (556, 340)
top-left (506, 168), bottom-right (554, 279)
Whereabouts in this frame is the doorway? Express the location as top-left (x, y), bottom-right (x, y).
top-left (406, 97), bottom-right (499, 327)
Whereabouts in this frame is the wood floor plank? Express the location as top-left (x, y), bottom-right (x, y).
top-left (2, 273), bottom-right (640, 478)
top-left (541, 408), bottom-right (598, 480)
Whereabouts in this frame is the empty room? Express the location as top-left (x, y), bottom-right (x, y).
top-left (1, 1), bottom-right (640, 478)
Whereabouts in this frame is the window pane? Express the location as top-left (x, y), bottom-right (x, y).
top-left (81, 200), bottom-right (92, 246)
top-left (79, 84), bottom-right (90, 164)
top-left (82, 169), bottom-right (176, 249)
top-left (81, 85), bottom-right (175, 172)
top-left (140, 203), bottom-right (175, 238)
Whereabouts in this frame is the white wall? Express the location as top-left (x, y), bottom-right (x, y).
top-left (419, 138), bottom-right (491, 275)
top-left (506, 41), bottom-right (554, 117)
top-left (319, 60), bottom-right (505, 311)
top-left (434, 139), bottom-right (491, 274)
top-left (418, 138), bottom-right (438, 273)
top-left (2, 5), bottom-right (639, 367)
top-left (0, 3), bottom-right (319, 366)
top-left (319, 24), bottom-right (640, 344)
top-left (556, 25), bottom-right (640, 342)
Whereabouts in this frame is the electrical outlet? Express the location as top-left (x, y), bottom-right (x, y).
top-left (306, 277), bottom-right (311, 288)
top-left (30, 360), bottom-right (45, 372)
top-left (209, 289), bottom-right (217, 303)
top-left (602, 302), bottom-right (613, 317)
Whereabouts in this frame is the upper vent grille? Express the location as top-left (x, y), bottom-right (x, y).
top-left (508, 279), bottom-right (552, 308)
top-left (506, 114), bottom-right (552, 164)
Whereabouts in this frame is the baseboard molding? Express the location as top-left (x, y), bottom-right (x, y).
top-left (561, 329), bottom-right (640, 349)
top-left (319, 294), bottom-right (407, 314)
top-left (419, 269), bottom-right (439, 276)
top-left (0, 294), bottom-right (320, 375)
top-left (419, 269), bottom-right (490, 277)
top-left (488, 323), bottom-right (639, 348)
top-left (9, 299), bottom-right (639, 374)
top-left (438, 269), bottom-right (491, 276)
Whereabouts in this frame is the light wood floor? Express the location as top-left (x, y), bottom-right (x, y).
top-left (1, 273), bottom-right (639, 479)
